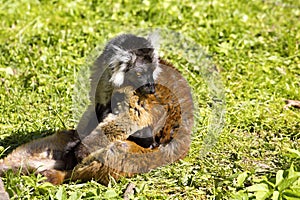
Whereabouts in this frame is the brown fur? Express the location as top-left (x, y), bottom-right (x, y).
top-left (0, 130), bottom-right (78, 184)
top-left (69, 61), bottom-right (194, 185)
top-left (0, 60), bottom-right (194, 186)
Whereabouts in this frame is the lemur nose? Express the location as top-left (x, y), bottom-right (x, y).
top-left (147, 83), bottom-right (155, 94)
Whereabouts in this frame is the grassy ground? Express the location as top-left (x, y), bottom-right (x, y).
top-left (0, 0), bottom-right (299, 199)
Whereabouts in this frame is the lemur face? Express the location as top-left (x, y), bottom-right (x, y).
top-left (107, 34), bottom-right (161, 95)
top-left (124, 48), bottom-right (158, 94)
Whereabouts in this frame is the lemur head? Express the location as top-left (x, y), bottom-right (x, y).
top-left (105, 33), bottom-right (161, 95)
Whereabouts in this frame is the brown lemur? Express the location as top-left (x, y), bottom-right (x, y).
top-left (69, 61), bottom-right (194, 186)
top-left (0, 33), bottom-right (194, 186)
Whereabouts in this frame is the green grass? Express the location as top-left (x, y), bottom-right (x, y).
top-left (0, 0), bottom-right (300, 199)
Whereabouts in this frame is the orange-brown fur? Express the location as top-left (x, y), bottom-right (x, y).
top-left (0, 60), bottom-right (194, 186)
top-left (70, 61), bottom-right (194, 185)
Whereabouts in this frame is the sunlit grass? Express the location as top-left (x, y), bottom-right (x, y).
top-left (0, 0), bottom-right (299, 199)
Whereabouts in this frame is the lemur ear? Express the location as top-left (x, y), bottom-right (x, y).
top-left (111, 45), bottom-right (132, 63)
top-left (108, 45), bottom-right (132, 68)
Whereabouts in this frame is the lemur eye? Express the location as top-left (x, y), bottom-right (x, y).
top-left (136, 72), bottom-right (141, 77)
